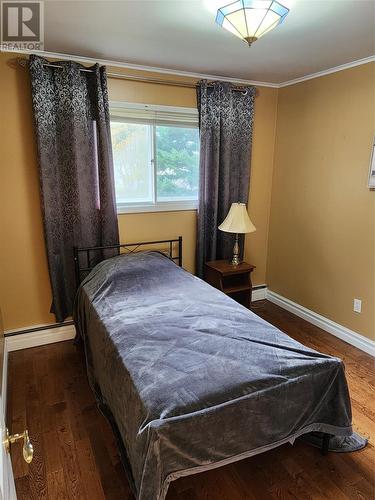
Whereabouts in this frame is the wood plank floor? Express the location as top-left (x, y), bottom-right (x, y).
top-left (7, 300), bottom-right (375, 499)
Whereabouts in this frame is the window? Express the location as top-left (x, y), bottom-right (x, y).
top-left (110, 102), bottom-right (200, 213)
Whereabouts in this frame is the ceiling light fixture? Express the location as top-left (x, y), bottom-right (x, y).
top-left (216, 0), bottom-right (289, 47)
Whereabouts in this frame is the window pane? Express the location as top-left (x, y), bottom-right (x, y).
top-left (155, 126), bottom-right (199, 202)
top-left (110, 121), bottom-right (153, 204)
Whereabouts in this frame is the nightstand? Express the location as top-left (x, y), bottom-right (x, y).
top-left (205, 260), bottom-right (256, 308)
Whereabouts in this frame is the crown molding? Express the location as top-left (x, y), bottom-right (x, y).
top-left (279, 55), bottom-right (375, 88)
top-left (2, 47), bottom-right (279, 88)
top-left (3, 48), bottom-right (374, 89)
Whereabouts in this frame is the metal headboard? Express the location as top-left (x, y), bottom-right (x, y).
top-left (73, 236), bottom-right (182, 287)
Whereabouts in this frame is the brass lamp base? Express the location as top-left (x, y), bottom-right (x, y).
top-left (230, 233), bottom-right (241, 266)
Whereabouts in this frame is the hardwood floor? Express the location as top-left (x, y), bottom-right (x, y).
top-left (7, 300), bottom-right (375, 499)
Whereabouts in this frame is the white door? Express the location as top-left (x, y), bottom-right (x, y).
top-left (0, 310), bottom-right (16, 500)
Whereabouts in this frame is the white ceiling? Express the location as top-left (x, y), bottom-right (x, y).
top-left (44, 0), bottom-right (375, 83)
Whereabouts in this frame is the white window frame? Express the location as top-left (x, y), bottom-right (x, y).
top-left (110, 102), bottom-right (199, 214)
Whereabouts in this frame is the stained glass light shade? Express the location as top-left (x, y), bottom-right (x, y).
top-left (216, 0), bottom-right (289, 46)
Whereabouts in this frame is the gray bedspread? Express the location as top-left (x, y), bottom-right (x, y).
top-left (74, 251), bottom-right (352, 500)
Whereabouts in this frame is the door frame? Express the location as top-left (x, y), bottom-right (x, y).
top-left (0, 314), bottom-right (16, 500)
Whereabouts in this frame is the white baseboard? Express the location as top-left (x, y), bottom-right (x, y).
top-left (267, 290), bottom-right (375, 357)
top-left (5, 324), bottom-right (76, 352)
top-left (252, 286), bottom-right (267, 301)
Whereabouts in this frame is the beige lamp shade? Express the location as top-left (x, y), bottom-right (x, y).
top-left (218, 203), bottom-right (256, 234)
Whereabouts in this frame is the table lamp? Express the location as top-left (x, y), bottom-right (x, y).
top-left (218, 202), bottom-right (256, 266)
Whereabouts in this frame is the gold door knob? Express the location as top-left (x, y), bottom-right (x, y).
top-left (3, 428), bottom-right (33, 464)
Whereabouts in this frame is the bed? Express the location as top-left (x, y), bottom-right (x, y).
top-left (73, 238), bottom-right (353, 500)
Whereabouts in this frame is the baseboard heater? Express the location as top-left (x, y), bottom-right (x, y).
top-left (4, 320), bottom-right (74, 338)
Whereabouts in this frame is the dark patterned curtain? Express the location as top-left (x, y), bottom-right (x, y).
top-left (196, 81), bottom-right (256, 277)
top-left (29, 55), bottom-right (119, 322)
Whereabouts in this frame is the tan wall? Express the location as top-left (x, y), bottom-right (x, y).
top-left (0, 52), bottom-right (373, 340)
top-left (0, 55), bottom-right (54, 330)
top-left (0, 53), bottom-right (277, 331)
top-left (267, 63), bottom-right (375, 340)
top-left (245, 87), bottom-right (278, 284)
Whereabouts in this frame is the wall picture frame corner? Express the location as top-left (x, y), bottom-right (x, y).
top-left (368, 135), bottom-right (375, 189)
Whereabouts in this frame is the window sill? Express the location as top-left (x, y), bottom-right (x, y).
top-left (117, 201), bottom-right (198, 214)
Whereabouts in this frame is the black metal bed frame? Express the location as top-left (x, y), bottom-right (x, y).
top-left (73, 236), bottom-right (182, 286)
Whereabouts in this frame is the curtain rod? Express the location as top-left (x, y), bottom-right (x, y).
top-left (16, 57), bottom-right (253, 92)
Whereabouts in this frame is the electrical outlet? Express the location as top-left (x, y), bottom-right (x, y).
top-left (353, 299), bottom-right (362, 313)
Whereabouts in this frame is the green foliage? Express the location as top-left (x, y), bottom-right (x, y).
top-left (156, 126), bottom-right (199, 199)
